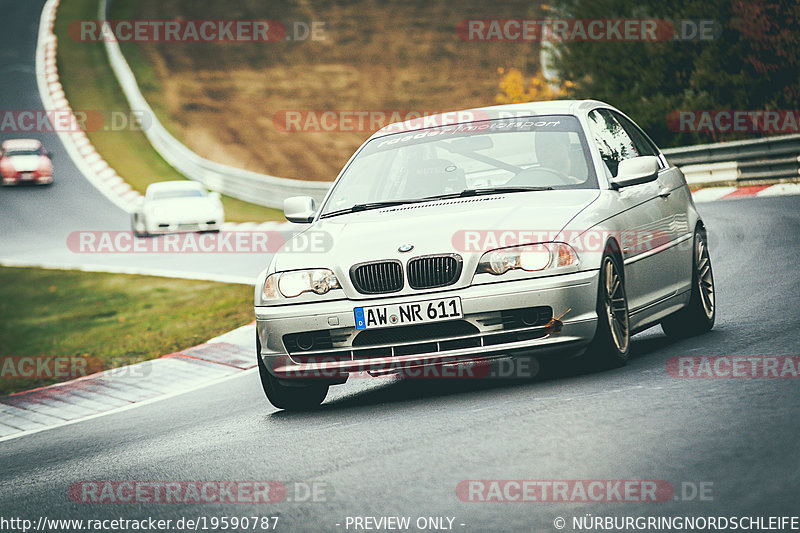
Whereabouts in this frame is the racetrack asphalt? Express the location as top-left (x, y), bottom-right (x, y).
top-left (1, 1), bottom-right (800, 531)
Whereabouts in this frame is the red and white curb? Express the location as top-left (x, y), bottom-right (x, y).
top-left (35, 0), bottom-right (282, 231)
top-left (36, 0), bottom-right (142, 212)
top-left (0, 323), bottom-right (257, 442)
top-left (691, 183), bottom-right (800, 203)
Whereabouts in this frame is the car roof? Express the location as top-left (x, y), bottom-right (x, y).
top-left (146, 180), bottom-right (205, 193)
top-left (367, 99), bottom-right (617, 140)
top-left (2, 139), bottom-right (43, 151)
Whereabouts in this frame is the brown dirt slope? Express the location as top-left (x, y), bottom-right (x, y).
top-left (114, 0), bottom-right (541, 180)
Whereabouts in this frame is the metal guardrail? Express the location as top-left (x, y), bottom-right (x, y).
top-left (663, 134), bottom-right (800, 182)
top-left (100, 0), bottom-right (331, 209)
top-left (679, 161), bottom-right (739, 186)
top-left (738, 155), bottom-right (800, 181)
top-left (100, 0), bottom-right (798, 199)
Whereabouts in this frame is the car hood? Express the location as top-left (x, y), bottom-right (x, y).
top-left (274, 190), bottom-right (600, 273)
top-left (6, 155), bottom-right (41, 172)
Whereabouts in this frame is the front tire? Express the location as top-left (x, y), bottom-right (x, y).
top-left (661, 229), bottom-right (715, 338)
top-left (583, 251), bottom-right (630, 369)
top-left (131, 213), bottom-right (149, 238)
top-left (256, 334), bottom-right (328, 411)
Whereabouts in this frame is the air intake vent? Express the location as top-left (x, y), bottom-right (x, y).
top-left (379, 196), bottom-right (501, 212)
top-left (283, 330), bottom-right (333, 354)
top-left (350, 260), bottom-right (404, 294)
top-left (407, 254), bottom-right (462, 289)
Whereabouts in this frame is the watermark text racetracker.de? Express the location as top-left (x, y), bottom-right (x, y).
top-left (70, 19), bottom-right (326, 42)
top-left (0, 109), bottom-right (149, 133)
top-left (668, 109), bottom-right (800, 134)
top-left (67, 230), bottom-right (331, 254)
top-left (69, 480), bottom-right (329, 504)
top-left (276, 109), bottom-right (571, 134)
top-left (271, 355), bottom-right (541, 380)
top-left (1, 356), bottom-right (96, 380)
top-left (667, 356), bottom-right (800, 378)
top-left (273, 110), bottom-right (488, 133)
top-left (451, 229), bottom-right (675, 254)
top-left (1, 355), bottom-right (150, 380)
top-left (456, 480), bottom-right (697, 503)
top-left (457, 18), bottom-right (719, 42)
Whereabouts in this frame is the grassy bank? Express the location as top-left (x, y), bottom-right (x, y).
top-left (0, 266), bottom-right (254, 396)
top-left (52, 0), bottom-right (285, 222)
top-left (113, 0), bottom-right (542, 180)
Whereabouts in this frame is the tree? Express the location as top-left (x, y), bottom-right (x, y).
top-left (547, 0), bottom-right (800, 147)
top-left (495, 67), bottom-right (576, 104)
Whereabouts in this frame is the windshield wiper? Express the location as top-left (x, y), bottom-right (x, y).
top-left (321, 187), bottom-right (554, 218)
top-left (414, 186), bottom-right (555, 203)
top-left (457, 186), bottom-right (554, 196)
top-left (321, 199), bottom-right (428, 218)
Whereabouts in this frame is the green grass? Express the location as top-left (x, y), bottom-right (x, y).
top-left (0, 267), bottom-right (255, 396)
top-left (52, 0), bottom-right (285, 223)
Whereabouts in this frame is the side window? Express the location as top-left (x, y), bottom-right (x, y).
top-left (587, 109), bottom-right (639, 177)
top-left (613, 112), bottom-right (661, 161)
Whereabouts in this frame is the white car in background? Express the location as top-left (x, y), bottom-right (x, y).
top-left (0, 139), bottom-right (53, 185)
top-left (131, 181), bottom-right (224, 237)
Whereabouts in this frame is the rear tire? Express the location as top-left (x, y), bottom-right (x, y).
top-left (661, 229), bottom-right (715, 338)
top-left (583, 251), bottom-right (630, 369)
top-left (256, 333), bottom-right (328, 411)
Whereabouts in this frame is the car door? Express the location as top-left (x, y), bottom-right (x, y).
top-left (613, 111), bottom-right (692, 298)
top-left (586, 108), bottom-right (673, 317)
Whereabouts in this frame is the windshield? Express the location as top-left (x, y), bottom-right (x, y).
top-left (150, 189), bottom-right (206, 200)
top-left (320, 115), bottom-right (596, 216)
top-left (6, 149), bottom-right (42, 157)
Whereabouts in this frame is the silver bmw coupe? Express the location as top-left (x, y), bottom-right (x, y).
top-left (254, 100), bottom-right (715, 410)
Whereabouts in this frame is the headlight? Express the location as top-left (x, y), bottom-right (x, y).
top-left (476, 243), bottom-right (579, 275)
top-left (263, 269), bottom-right (341, 300)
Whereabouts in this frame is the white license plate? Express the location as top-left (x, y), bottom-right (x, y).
top-left (354, 296), bottom-right (462, 330)
top-left (21, 173), bottom-right (34, 181)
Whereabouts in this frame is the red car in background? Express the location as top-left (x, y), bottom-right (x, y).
top-left (0, 139), bottom-right (53, 185)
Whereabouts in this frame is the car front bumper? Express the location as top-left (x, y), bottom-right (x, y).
top-left (145, 220), bottom-right (222, 234)
top-left (255, 269), bottom-right (600, 376)
top-left (2, 173), bottom-right (52, 185)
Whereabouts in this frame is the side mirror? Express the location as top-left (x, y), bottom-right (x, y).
top-left (284, 196), bottom-right (316, 224)
top-left (611, 155), bottom-right (660, 189)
